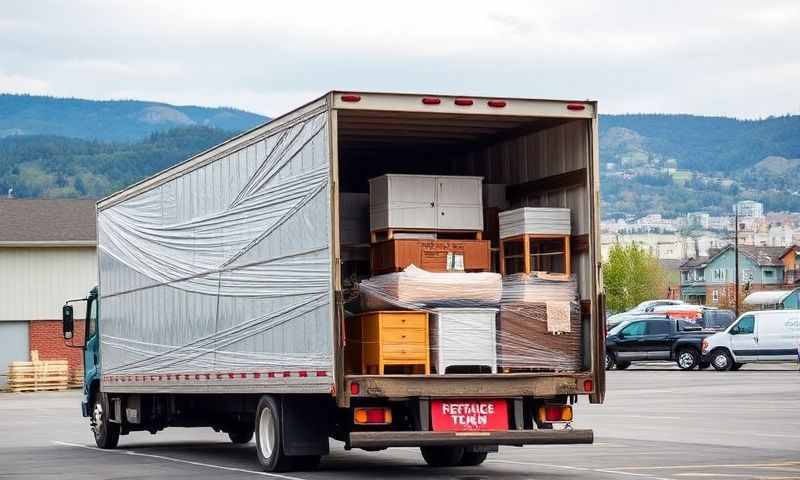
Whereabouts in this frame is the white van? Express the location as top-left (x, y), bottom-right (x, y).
top-left (701, 310), bottom-right (800, 371)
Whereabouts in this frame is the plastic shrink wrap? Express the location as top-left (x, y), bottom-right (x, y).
top-left (498, 273), bottom-right (582, 371)
top-left (355, 267), bottom-right (582, 373)
top-left (97, 107), bottom-right (335, 386)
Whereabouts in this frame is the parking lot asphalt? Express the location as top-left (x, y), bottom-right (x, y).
top-left (1, 363), bottom-right (798, 480)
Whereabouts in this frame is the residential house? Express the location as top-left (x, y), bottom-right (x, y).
top-left (0, 199), bottom-right (96, 386)
top-left (780, 245), bottom-right (800, 285)
top-left (679, 245), bottom-right (786, 306)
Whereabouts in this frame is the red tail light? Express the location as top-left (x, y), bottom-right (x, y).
top-left (422, 97), bottom-right (441, 105)
top-left (583, 379), bottom-right (594, 392)
top-left (487, 100), bottom-right (507, 108)
top-left (539, 405), bottom-right (573, 422)
top-left (454, 98), bottom-right (474, 106)
top-left (341, 94), bottom-right (361, 102)
top-left (354, 407), bottom-right (392, 425)
top-left (567, 103), bottom-right (586, 111)
top-left (350, 382), bottom-right (360, 395)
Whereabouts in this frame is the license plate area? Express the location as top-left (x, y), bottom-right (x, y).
top-left (431, 399), bottom-right (508, 432)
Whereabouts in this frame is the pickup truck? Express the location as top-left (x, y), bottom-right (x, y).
top-left (606, 316), bottom-right (714, 370)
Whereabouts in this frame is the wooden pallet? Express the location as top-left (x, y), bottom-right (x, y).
top-left (68, 369), bottom-right (84, 389)
top-left (7, 351), bottom-right (69, 393)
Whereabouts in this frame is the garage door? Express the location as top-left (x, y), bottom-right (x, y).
top-left (0, 322), bottom-right (29, 386)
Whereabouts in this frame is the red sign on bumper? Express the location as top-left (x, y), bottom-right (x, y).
top-left (431, 399), bottom-right (508, 432)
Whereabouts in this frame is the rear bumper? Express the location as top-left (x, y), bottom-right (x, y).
top-left (348, 429), bottom-right (593, 449)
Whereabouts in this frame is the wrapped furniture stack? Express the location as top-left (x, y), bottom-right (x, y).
top-left (347, 175), bottom-right (582, 376)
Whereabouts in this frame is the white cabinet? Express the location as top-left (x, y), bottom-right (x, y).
top-left (369, 174), bottom-right (483, 232)
top-left (430, 308), bottom-right (498, 374)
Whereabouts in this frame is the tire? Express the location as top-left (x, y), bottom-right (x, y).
top-left (92, 393), bottom-right (120, 449)
top-left (698, 361), bottom-right (710, 370)
top-left (255, 396), bottom-right (293, 472)
top-left (605, 352), bottom-right (616, 370)
top-left (676, 348), bottom-right (699, 370)
top-left (711, 349), bottom-right (733, 371)
top-left (227, 426), bottom-right (254, 444)
top-left (292, 455), bottom-right (321, 471)
top-left (459, 451), bottom-right (488, 466)
top-left (420, 446), bottom-right (465, 467)
top-left (615, 361), bottom-right (631, 370)
top-left (730, 363), bottom-right (745, 371)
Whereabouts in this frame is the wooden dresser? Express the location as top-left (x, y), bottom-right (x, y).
top-left (353, 311), bottom-right (430, 375)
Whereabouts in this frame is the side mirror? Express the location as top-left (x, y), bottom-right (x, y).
top-left (62, 305), bottom-right (74, 340)
top-left (617, 332), bottom-right (625, 339)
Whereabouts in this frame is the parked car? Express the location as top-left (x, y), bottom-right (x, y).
top-left (606, 316), bottom-right (715, 370)
top-left (701, 310), bottom-right (800, 371)
top-left (606, 299), bottom-right (685, 326)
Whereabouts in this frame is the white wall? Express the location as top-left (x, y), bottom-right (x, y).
top-left (0, 247), bottom-right (96, 321)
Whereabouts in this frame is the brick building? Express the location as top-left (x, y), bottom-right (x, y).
top-left (0, 199), bottom-right (96, 386)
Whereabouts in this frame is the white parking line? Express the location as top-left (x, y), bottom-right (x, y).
top-left (487, 459), bottom-right (675, 480)
top-left (52, 441), bottom-right (307, 480)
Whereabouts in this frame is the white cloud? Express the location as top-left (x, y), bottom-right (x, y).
top-left (1, 0), bottom-right (798, 117)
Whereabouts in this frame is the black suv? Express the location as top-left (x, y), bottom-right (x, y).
top-left (606, 316), bottom-right (715, 370)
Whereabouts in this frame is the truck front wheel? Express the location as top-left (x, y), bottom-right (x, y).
top-left (227, 425), bottom-right (254, 444)
top-left (92, 393), bottom-right (120, 449)
top-left (420, 446), bottom-right (465, 467)
top-left (255, 396), bottom-right (293, 472)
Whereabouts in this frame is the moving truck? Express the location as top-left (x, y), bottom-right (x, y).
top-left (61, 91), bottom-right (605, 472)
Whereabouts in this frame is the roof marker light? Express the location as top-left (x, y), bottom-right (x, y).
top-left (422, 97), bottom-right (441, 105)
top-left (341, 94), bottom-right (361, 102)
top-left (454, 98), bottom-right (474, 106)
top-left (567, 104), bottom-right (586, 111)
top-left (487, 100), bottom-right (507, 108)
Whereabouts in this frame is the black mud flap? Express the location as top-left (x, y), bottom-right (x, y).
top-left (281, 395), bottom-right (330, 456)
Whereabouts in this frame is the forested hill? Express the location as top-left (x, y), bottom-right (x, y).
top-left (600, 114), bottom-right (800, 173)
top-left (0, 127), bottom-right (236, 198)
top-left (0, 94), bottom-right (268, 141)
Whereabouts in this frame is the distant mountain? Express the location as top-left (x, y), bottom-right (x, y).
top-left (599, 114), bottom-right (800, 218)
top-left (0, 94), bottom-right (269, 141)
top-left (0, 127), bottom-right (237, 198)
top-left (600, 114), bottom-right (800, 172)
top-left (2, 94), bottom-right (799, 219)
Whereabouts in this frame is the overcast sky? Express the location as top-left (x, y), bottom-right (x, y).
top-left (2, 1), bottom-right (798, 118)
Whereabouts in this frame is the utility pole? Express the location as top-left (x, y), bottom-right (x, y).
top-left (734, 205), bottom-right (739, 316)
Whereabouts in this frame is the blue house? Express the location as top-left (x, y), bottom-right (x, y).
top-left (680, 245), bottom-right (786, 306)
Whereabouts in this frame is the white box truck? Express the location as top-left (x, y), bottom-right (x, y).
top-left (61, 91), bottom-right (606, 472)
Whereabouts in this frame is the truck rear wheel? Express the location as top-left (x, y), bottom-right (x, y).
top-left (255, 396), bottom-right (292, 472)
top-left (92, 393), bottom-right (120, 449)
top-left (421, 446), bottom-right (465, 467)
top-left (459, 451), bottom-right (488, 466)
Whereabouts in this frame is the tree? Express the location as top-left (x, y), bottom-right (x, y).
top-left (603, 244), bottom-right (670, 313)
